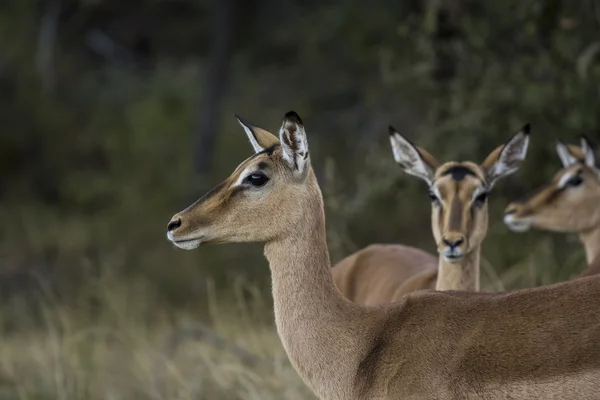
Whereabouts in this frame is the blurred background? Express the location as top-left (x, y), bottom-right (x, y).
top-left (1, 0), bottom-right (599, 398)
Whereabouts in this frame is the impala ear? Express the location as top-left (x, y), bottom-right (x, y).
top-left (555, 140), bottom-right (579, 168)
top-left (388, 126), bottom-right (437, 185)
top-left (481, 124), bottom-right (530, 188)
top-left (580, 135), bottom-right (598, 169)
top-left (236, 114), bottom-right (280, 153)
top-left (279, 111), bottom-right (310, 176)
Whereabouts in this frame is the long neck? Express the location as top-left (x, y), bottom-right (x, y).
top-left (435, 247), bottom-right (480, 291)
top-left (579, 225), bottom-right (600, 266)
top-left (263, 180), bottom-right (369, 397)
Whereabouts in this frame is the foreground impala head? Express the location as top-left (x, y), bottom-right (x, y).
top-left (389, 125), bottom-right (530, 262)
top-left (167, 111), bottom-right (315, 249)
top-left (504, 136), bottom-right (600, 234)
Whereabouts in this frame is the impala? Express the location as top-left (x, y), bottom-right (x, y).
top-left (333, 125), bottom-right (530, 305)
top-left (167, 112), bottom-right (600, 400)
top-left (331, 244), bottom-right (437, 306)
top-left (504, 136), bottom-right (600, 277)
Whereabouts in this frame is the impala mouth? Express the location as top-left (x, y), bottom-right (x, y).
top-left (503, 214), bottom-right (531, 232)
top-left (167, 232), bottom-right (202, 250)
top-left (442, 254), bottom-right (463, 263)
top-left (440, 248), bottom-right (464, 263)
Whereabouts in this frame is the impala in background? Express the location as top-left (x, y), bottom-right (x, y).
top-left (504, 136), bottom-right (600, 278)
top-left (332, 124), bottom-right (530, 304)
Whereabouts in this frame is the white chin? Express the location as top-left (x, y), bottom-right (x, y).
top-left (440, 249), bottom-right (463, 263)
top-left (172, 239), bottom-right (201, 250)
top-left (442, 254), bottom-right (463, 263)
top-left (503, 216), bottom-right (531, 232)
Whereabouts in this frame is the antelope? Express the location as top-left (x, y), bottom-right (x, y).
top-left (167, 112), bottom-right (600, 400)
top-left (331, 244), bottom-right (437, 306)
top-left (504, 136), bottom-right (600, 278)
top-left (332, 125), bottom-right (530, 304)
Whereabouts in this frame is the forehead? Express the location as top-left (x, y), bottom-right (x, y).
top-left (565, 145), bottom-right (585, 160)
top-left (230, 144), bottom-right (281, 176)
top-left (433, 162), bottom-right (486, 189)
top-left (551, 163), bottom-right (600, 188)
top-left (553, 164), bottom-right (582, 181)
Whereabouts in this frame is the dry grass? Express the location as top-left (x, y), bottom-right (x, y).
top-left (0, 276), bottom-right (315, 400)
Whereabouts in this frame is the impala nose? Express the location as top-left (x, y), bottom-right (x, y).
top-left (167, 218), bottom-right (182, 232)
top-left (439, 233), bottom-right (466, 261)
top-left (443, 236), bottom-right (464, 249)
top-left (504, 203), bottom-right (519, 216)
top-left (503, 203), bottom-right (531, 232)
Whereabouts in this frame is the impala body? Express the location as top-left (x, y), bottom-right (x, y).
top-left (332, 245), bottom-right (437, 305)
top-left (504, 137), bottom-right (600, 278)
top-left (167, 113), bottom-right (600, 400)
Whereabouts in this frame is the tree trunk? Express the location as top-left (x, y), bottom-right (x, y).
top-left (193, 0), bottom-right (234, 175)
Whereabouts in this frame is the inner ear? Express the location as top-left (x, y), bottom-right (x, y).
top-left (481, 125), bottom-right (530, 188)
top-left (278, 111), bottom-right (310, 176)
top-left (236, 114), bottom-right (280, 153)
top-left (555, 141), bottom-right (579, 168)
top-left (388, 126), bottom-right (438, 185)
top-left (581, 135), bottom-right (598, 169)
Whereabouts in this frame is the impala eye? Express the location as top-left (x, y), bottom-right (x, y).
top-left (428, 190), bottom-right (439, 203)
top-left (474, 192), bottom-right (488, 205)
top-left (243, 172), bottom-right (269, 187)
top-left (567, 175), bottom-right (583, 187)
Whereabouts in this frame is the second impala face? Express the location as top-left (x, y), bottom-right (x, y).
top-left (388, 124), bottom-right (530, 263)
top-left (504, 138), bottom-right (600, 234)
top-left (429, 162), bottom-right (489, 261)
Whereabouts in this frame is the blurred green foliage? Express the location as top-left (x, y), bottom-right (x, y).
top-left (0, 0), bottom-right (599, 313)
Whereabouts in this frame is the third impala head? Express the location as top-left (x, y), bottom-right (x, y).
top-left (389, 125), bottom-right (530, 262)
top-left (166, 111), bottom-right (317, 250)
top-left (504, 136), bottom-right (600, 234)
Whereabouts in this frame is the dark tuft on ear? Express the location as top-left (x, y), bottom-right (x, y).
top-left (284, 111), bottom-right (303, 125)
top-left (388, 125), bottom-right (397, 136)
top-left (522, 123), bottom-right (531, 134)
top-left (234, 113), bottom-right (255, 128)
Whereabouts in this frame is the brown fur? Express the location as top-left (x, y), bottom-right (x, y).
top-left (332, 245), bottom-right (437, 305)
top-left (168, 114), bottom-right (600, 400)
top-left (579, 255), bottom-right (600, 278)
top-left (505, 140), bottom-right (600, 278)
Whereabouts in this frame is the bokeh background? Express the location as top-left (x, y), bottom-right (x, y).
top-left (1, 0), bottom-right (599, 398)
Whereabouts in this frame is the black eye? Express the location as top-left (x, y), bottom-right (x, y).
top-left (428, 190), bottom-right (439, 203)
top-left (474, 192), bottom-right (488, 205)
top-left (243, 172), bottom-right (269, 187)
top-left (567, 175), bottom-right (583, 187)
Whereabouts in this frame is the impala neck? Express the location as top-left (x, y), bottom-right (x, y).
top-left (435, 247), bottom-right (480, 291)
top-left (579, 225), bottom-right (600, 267)
top-left (263, 175), bottom-right (368, 396)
